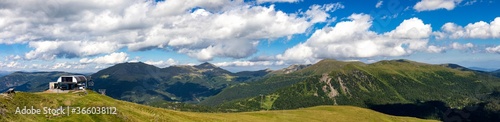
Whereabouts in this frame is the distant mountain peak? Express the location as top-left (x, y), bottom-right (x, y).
top-left (394, 59), bottom-right (411, 62)
top-left (439, 63), bottom-right (482, 72)
top-left (286, 64), bottom-right (306, 69)
top-left (494, 69), bottom-right (500, 72)
top-left (317, 59), bottom-right (339, 63)
top-left (273, 64), bottom-right (311, 74)
top-left (442, 63), bottom-right (466, 69)
top-left (467, 67), bottom-right (497, 72)
top-left (195, 62), bottom-right (218, 69)
top-left (264, 68), bottom-right (273, 72)
top-left (94, 61), bottom-right (160, 76)
top-left (122, 61), bottom-right (148, 65)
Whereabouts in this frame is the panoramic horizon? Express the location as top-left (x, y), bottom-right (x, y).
top-left (1, 0), bottom-right (500, 73)
top-left (0, 58), bottom-right (495, 74)
top-left (2, 1), bottom-right (500, 121)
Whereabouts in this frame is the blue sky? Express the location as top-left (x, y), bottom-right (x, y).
top-left (1, 0), bottom-right (500, 73)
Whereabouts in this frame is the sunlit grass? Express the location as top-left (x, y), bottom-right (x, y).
top-left (0, 91), bottom-right (435, 122)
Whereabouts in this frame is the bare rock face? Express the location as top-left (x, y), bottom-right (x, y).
top-left (319, 73), bottom-right (338, 105)
top-left (337, 77), bottom-right (351, 97)
top-left (282, 64), bottom-right (311, 74)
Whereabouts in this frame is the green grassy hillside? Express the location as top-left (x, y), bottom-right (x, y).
top-left (0, 91), bottom-right (435, 122)
top-left (209, 59), bottom-right (500, 119)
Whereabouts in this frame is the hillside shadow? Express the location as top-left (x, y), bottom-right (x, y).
top-left (367, 101), bottom-right (448, 120)
top-left (166, 82), bottom-right (223, 101)
top-left (367, 100), bottom-right (500, 122)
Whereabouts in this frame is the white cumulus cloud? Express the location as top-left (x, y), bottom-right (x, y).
top-left (304, 3), bottom-right (345, 23)
top-left (277, 13), bottom-right (433, 64)
top-left (50, 62), bottom-right (72, 70)
top-left (5, 55), bottom-right (22, 61)
top-left (214, 60), bottom-right (278, 67)
top-left (427, 45), bottom-right (446, 53)
top-left (25, 41), bottom-right (120, 60)
top-left (486, 45), bottom-right (500, 54)
top-left (6, 61), bottom-right (20, 68)
top-left (414, 0), bottom-right (463, 12)
top-left (256, 0), bottom-right (300, 4)
top-left (0, 0), bottom-right (334, 61)
top-left (144, 58), bottom-right (178, 68)
top-left (435, 17), bottom-right (500, 39)
top-left (451, 42), bottom-right (474, 50)
top-left (79, 52), bottom-right (129, 64)
top-left (48, 62), bottom-right (87, 70)
top-left (376, 1), bottom-right (383, 8)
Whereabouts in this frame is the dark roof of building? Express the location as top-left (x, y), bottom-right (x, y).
top-left (5, 88), bottom-right (15, 93)
top-left (61, 75), bottom-right (87, 82)
top-left (73, 75), bottom-right (87, 82)
top-left (58, 82), bottom-right (77, 84)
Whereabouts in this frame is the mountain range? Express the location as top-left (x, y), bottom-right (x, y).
top-left (0, 71), bottom-right (12, 77)
top-left (203, 59), bottom-right (496, 107)
top-left (1, 59), bottom-right (500, 121)
top-left (491, 69), bottom-right (500, 77)
top-left (468, 67), bottom-right (498, 72)
top-left (0, 62), bottom-right (272, 104)
top-left (89, 62), bottom-right (271, 104)
top-left (201, 59), bottom-right (500, 120)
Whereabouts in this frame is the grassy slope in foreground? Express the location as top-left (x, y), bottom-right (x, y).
top-left (0, 91), bottom-right (435, 122)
